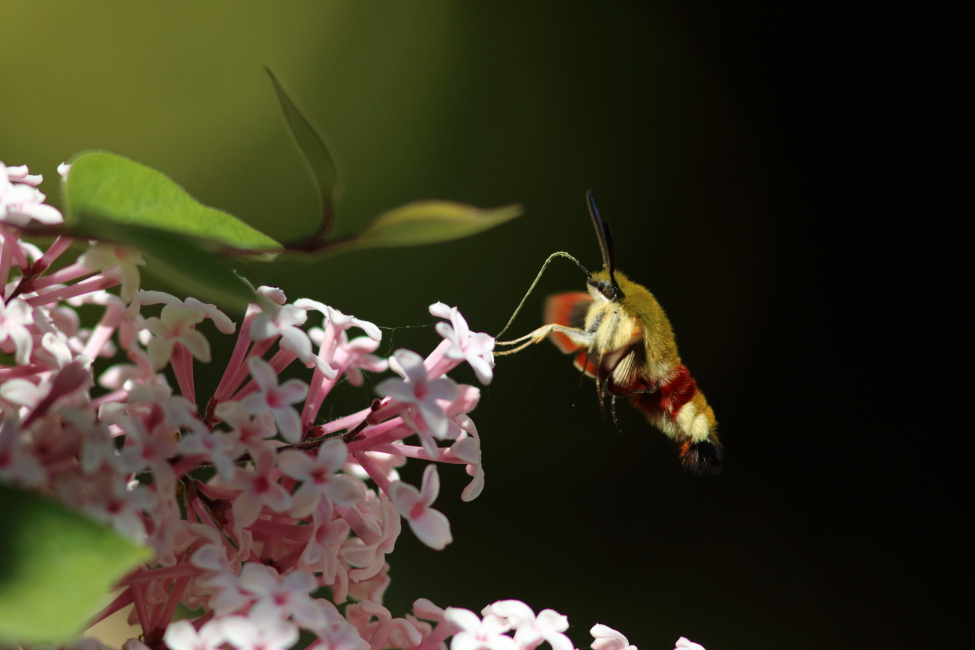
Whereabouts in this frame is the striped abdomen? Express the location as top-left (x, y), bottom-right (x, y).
top-left (629, 364), bottom-right (722, 474)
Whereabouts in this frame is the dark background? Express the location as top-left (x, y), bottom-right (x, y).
top-left (2, 3), bottom-right (952, 649)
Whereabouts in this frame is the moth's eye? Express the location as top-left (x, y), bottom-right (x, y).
top-left (602, 285), bottom-right (617, 300)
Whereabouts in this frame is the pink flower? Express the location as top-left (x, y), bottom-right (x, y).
top-left (78, 473), bottom-right (156, 542)
top-left (122, 375), bottom-right (200, 430)
top-left (430, 302), bottom-right (495, 385)
top-left (279, 439), bottom-right (361, 516)
top-left (0, 415), bottom-right (45, 486)
top-left (295, 300), bottom-right (382, 343)
top-left (590, 624), bottom-right (638, 650)
top-left (449, 416), bottom-right (484, 502)
top-left (251, 300), bottom-right (331, 375)
top-left (376, 349), bottom-right (460, 441)
top-left (97, 348), bottom-right (156, 390)
top-left (305, 623), bottom-right (369, 650)
top-left (329, 334), bottom-right (388, 386)
top-left (0, 298), bottom-right (35, 366)
top-left (163, 618), bottom-right (226, 650)
top-left (346, 562), bottom-right (390, 604)
top-left (238, 564), bottom-right (324, 629)
top-left (481, 601), bottom-right (571, 650)
top-left (2, 162), bottom-right (43, 186)
top-left (214, 400), bottom-right (279, 452)
top-left (673, 638), bottom-right (706, 650)
top-left (221, 612), bottom-right (299, 650)
top-left (298, 498), bottom-right (351, 583)
top-left (144, 303), bottom-right (211, 369)
top-left (79, 244), bottom-right (146, 303)
top-left (228, 449), bottom-right (293, 527)
top-left (340, 492), bottom-right (402, 582)
top-left (444, 608), bottom-right (519, 650)
top-left (389, 464), bottom-right (452, 550)
top-left (137, 291), bottom-right (235, 334)
top-left (240, 357), bottom-right (308, 443)
top-left (110, 413), bottom-right (179, 488)
top-left (0, 162), bottom-right (63, 226)
top-left (179, 429), bottom-right (244, 480)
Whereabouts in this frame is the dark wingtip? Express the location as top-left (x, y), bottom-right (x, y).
top-left (679, 439), bottom-right (724, 475)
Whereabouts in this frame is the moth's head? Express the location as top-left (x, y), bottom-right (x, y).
top-left (585, 191), bottom-right (624, 302)
top-left (587, 268), bottom-right (625, 303)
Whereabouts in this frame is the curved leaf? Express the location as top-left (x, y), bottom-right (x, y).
top-left (266, 68), bottom-right (339, 241)
top-left (0, 482), bottom-right (152, 644)
top-left (63, 151), bottom-right (281, 255)
top-left (324, 201), bottom-right (521, 255)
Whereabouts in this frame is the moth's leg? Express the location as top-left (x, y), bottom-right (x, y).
top-left (610, 396), bottom-right (622, 432)
top-left (495, 324), bottom-right (593, 356)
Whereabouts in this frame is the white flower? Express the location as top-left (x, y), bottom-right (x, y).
top-left (278, 439), bottom-right (362, 516)
top-left (0, 298), bottom-right (35, 365)
top-left (79, 244), bottom-right (146, 303)
top-left (179, 429), bottom-right (244, 480)
top-left (340, 493), bottom-right (401, 582)
top-left (251, 301), bottom-right (332, 375)
top-left (238, 564), bottom-right (324, 629)
top-left (389, 464), bottom-right (452, 550)
top-left (449, 416), bottom-right (484, 502)
top-left (0, 161), bottom-right (62, 226)
top-left (0, 416), bottom-right (45, 486)
top-left (163, 618), bottom-right (226, 650)
top-left (294, 299), bottom-right (382, 342)
top-left (144, 303), bottom-right (211, 369)
top-left (483, 601), bottom-right (572, 650)
top-left (240, 356), bottom-right (308, 443)
top-left (445, 608), bottom-right (519, 650)
top-left (227, 449), bottom-right (293, 527)
top-left (591, 624), bottom-right (639, 650)
top-left (376, 349), bottom-right (460, 441)
top-left (430, 302), bottom-right (495, 385)
top-left (221, 613), bottom-right (299, 650)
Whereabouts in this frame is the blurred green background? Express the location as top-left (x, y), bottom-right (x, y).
top-left (3, 2), bottom-right (949, 649)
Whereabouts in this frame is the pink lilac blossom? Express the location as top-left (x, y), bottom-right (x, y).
top-left (0, 161), bottom-right (64, 227)
top-left (0, 160), bottom-right (692, 650)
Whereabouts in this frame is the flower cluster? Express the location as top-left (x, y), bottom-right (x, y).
top-left (1, 162), bottom-right (704, 650)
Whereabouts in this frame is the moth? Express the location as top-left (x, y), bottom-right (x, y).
top-left (495, 192), bottom-right (723, 474)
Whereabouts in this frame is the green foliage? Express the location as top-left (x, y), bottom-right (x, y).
top-left (318, 200), bottom-right (522, 256)
top-left (265, 71), bottom-right (521, 256)
top-left (58, 151), bottom-right (266, 311)
top-left (38, 74), bottom-right (519, 312)
top-left (266, 68), bottom-right (340, 241)
top-left (0, 482), bottom-right (151, 645)
top-left (62, 151), bottom-right (282, 254)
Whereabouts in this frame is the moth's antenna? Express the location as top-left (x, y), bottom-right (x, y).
top-left (495, 251), bottom-right (589, 340)
top-left (586, 190), bottom-right (617, 282)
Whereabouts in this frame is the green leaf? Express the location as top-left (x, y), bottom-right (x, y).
top-left (324, 201), bottom-right (522, 255)
top-left (97, 222), bottom-right (258, 314)
top-left (266, 67), bottom-right (339, 240)
top-left (0, 482), bottom-right (152, 645)
top-left (63, 151), bottom-right (281, 254)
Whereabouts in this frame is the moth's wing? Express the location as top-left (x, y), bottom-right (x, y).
top-left (574, 348), bottom-right (599, 378)
top-left (597, 322), bottom-right (654, 396)
top-left (543, 292), bottom-right (593, 354)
